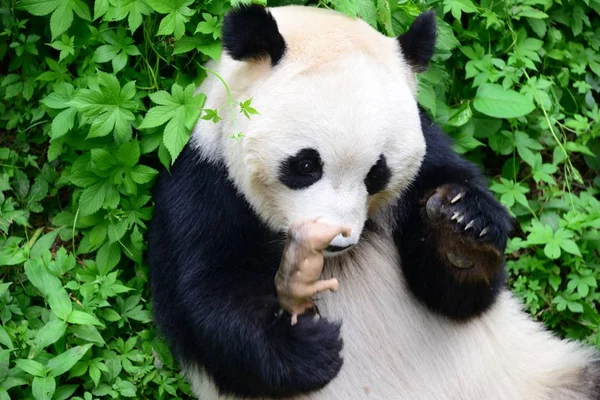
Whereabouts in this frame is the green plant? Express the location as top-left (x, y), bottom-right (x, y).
top-left (0, 0), bottom-right (598, 398)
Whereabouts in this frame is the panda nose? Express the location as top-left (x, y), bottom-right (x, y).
top-left (326, 244), bottom-right (352, 253)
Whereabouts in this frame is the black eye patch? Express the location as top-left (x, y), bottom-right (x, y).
top-left (365, 155), bottom-right (391, 195)
top-left (279, 148), bottom-right (323, 190)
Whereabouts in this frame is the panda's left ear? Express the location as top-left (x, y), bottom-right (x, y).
top-left (397, 11), bottom-right (437, 73)
top-left (221, 4), bottom-right (286, 66)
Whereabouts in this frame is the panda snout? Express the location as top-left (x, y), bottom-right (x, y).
top-left (325, 230), bottom-right (359, 254)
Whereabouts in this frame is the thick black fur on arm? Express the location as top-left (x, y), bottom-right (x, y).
top-left (394, 112), bottom-right (513, 320)
top-left (147, 147), bottom-right (343, 398)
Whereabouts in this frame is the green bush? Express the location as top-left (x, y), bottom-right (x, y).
top-left (0, 0), bottom-right (598, 398)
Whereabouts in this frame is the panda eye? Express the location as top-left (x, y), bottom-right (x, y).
top-left (299, 160), bottom-right (315, 174)
top-left (279, 148), bottom-right (323, 190)
top-left (365, 155), bottom-right (391, 195)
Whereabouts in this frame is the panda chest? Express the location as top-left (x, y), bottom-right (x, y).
top-left (316, 235), bottom-right (428, 395)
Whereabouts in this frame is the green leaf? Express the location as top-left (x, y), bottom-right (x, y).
top-left (139, 106), bottom-right (176, 128)
top-left (32, 320), bottom-right (67, 353)
top-left (94, 44), bottom-right (119, 62)
top-left (447, 104), bottom-right (473, 127)
top-left (473, 84), bottom-right (535, 119)
top-left (163, 107), bottom-right (189, 161)
top-left (50, 2), bottom-right (74, 39)
top-left (115, 380), bottom-right (136, 397)
top-left (79, 182), bottom-right (108, 216)
top-left (18, 0), bottom-right (58, 16)
top-left (560, 239), bottom-right (582, 257)
top-left (67, 310), bottom-right (104, 326)
top-left (46, 344), bottom-right (93, 378)
top-left (70, 325), bottom-right (105, 344)
top-left (116, 141), bottom-right (140, 167)
top-left (32, 376), bottom-right (55, 400)
top-left (16, 359), bottom-right (46, 377)
top-left (129, 165), bottom-right (158, 184)
top-left (50, 108), bottom-right (77, 139)
top-left (0, 325), bottom-right (13, 349)
top-left (544, 242), bottom-right (561, 259)
top-left (567, 301), bottom-right (584, 313)
top-left (96, 241), bottom-right (121, 275)
top-left (104, 0), bottom-right (152, 32)
top-left (52, 385), bottom-right (78, 400)
top-left (30, 230), bottom-right (60, 258)
top-left (443, 0), bottom-right (477, 20)
top-left (47, 287), bottom-right (72, 320)
top-left (94, 0), bottom-right (109, 19)
top-left (147, 0), bottom-right (195, 39)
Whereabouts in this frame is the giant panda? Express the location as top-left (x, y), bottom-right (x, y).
top-left (147, 4), bottom-right (600, 400)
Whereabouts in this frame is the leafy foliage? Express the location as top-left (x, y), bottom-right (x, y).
top-left (0, 0), bottom-right (598, 398)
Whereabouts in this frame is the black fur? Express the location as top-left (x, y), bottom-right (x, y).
top-left (365, 154), bottom-right (391, 195)
top-left (393, 112), bottom-right (513, 320)
top-left (398, 11), bottom-right (437, 72)
top-left (279, 148), bottom-right (323, 190)
top-left (148, 148), bottom-right (342, 398)
top-left (148, 112), bottom-right (514, 397)
top-left (221, 4), bottom-right (286, 65)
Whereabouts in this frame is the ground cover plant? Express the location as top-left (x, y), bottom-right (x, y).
top-left (0, 0), bottom-right (599, 398)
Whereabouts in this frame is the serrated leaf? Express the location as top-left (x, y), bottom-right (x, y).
top-left (79, 182), bottom-right (108, 216)
top-left (129, 165), bottom-right (158, 184)
top-left (473, 84), bottom-right (535, 119)
top-left (18, 0), bottom-right (57, 16)
top-left (148, 0), bottom-right (195, 39)
top-left (139, 106), bottom-right (177, 128)
top-left (116, 141), bottom-right (140, 167)
top-left (50, 107), bottom-right (77, 139)
top-left (94, 0), bottom-right (109, 19)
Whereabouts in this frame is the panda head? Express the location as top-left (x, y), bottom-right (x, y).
top-left (192, 5), bottom-right (436, 254)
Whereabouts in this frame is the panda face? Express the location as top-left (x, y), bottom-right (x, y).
top-left (192, 6), bottom-right (431, 249)
top-left (229, 58), bottom-right (425, 249)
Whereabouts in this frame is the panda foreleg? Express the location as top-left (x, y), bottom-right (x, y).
top-left (395, 113), bottom-right (514, 320)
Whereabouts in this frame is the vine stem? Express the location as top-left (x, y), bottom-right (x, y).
top-left (195, 61), bottom-right (240, 137)
top-left (504, 17), bottom-right (577, 213)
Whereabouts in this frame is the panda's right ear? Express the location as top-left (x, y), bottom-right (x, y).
top-left (221, 4), bottom-right (286, 66)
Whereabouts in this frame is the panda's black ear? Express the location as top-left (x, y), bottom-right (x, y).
top-left (397, 11), bottom-right (437, 73)
top-left (221, 4), bottom-right (286, 66)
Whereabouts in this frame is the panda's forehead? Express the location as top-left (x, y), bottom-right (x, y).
top-left (269, 6), bottom-right (401, 70)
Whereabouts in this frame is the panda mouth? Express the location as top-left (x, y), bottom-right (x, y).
top-left (325, 245), bottom-right (352, 253)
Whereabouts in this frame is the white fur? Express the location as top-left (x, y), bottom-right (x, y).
top-left (187, 5), bottom-right (599, 399)
top-left (185, 215), bottom-right (598, 399)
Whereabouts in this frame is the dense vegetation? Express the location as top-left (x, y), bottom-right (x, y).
top-left (0, 0), bottom-right (598, 398)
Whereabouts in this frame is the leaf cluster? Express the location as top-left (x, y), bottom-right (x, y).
top-left (0, 0), bottom-right (599, 398)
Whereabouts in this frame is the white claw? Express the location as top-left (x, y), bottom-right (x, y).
top-left (464, 220), bottom-right (475, 231)
top-left (480, 227), bottom-right (489, 237)
top-left (457, 215), bottom-right (465, 223)
top-left (450, 193), bottom-right (463, 204)
top-left (451, 212), bottom-right (461, 221)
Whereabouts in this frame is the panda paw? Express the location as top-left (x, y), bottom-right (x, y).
top-left (423, 183), bottom-right (512, 271)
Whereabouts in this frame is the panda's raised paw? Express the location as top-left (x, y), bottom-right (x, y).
top-left (423, 183), bottom-right (512, 272)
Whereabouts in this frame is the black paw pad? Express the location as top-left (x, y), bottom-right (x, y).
top-left (423, 183), bottom-right (510, 272)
